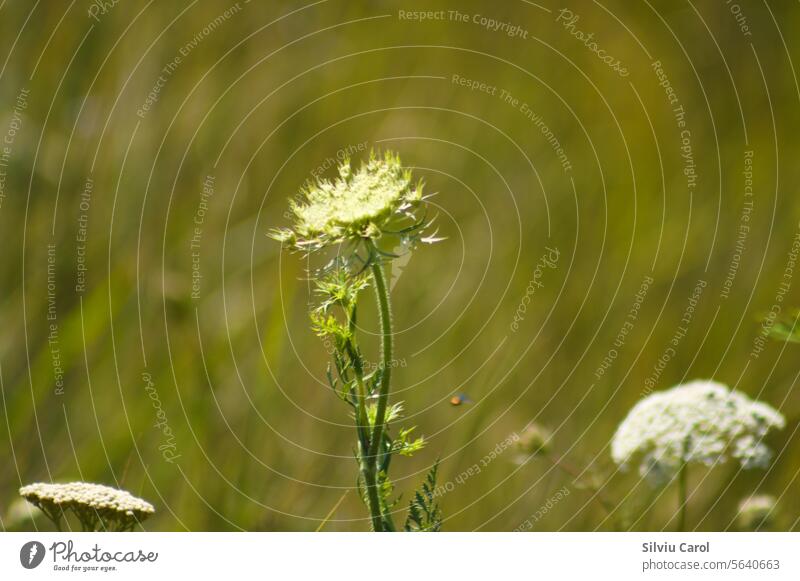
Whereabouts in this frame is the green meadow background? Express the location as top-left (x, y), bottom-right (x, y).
top-left (1, 0), bottom-right (799, 531)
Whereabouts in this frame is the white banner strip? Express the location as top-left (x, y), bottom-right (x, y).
top-left (1, 532), bottom-right (798, 579)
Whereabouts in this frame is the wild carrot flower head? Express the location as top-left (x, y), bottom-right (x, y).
top-left (514, 423), bottom-right (552, 461)
top-left (737, 494), bottom-right (776, 530)
top-left (20, 482), bottom-right (154, 531)
top-left (270, 151), bottom-right (432, 253)
top-left (611, 380), bottom-right (785, 486)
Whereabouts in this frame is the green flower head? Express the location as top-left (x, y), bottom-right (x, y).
top-left (271, 151), bottom-right (429, 252)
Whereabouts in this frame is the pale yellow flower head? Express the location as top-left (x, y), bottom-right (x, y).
top-left (272, 151), bottom-right (424, 252)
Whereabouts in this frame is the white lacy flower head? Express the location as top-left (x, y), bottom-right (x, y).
top-left (20, 482), bottom-right (154, 519)
top-left (611, 380), bottom-right (785, 486)
top-left (737, 494), bottom-right (777, 530)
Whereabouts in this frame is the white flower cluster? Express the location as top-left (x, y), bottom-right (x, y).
top-left (737, 494), bottom-right (777, 530)
top-left (611, 380), bottom-right (785, 485)
top-left (19, 482), bottom-right (154, 518)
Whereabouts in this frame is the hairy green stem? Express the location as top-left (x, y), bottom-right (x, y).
top-left (366, 239), bottom-right (394, 530)
top-left (355, 371), bottom-right (382, 532)
top-left (367, 246), bottom-right (393, 461)
top-left (346, 314), bottom-right (384, 532)
top-left (360, 445), bottom-right (384, 531)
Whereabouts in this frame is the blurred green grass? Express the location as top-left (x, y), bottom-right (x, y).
top-left (1, 0), bottom-right (799, 531)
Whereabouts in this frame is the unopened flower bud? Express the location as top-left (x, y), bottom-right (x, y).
top-left (515, 423), bottom-right (552, 459)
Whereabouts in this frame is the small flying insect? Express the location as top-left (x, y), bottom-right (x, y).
top-left (449, 393), bottom-right (473, 406)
